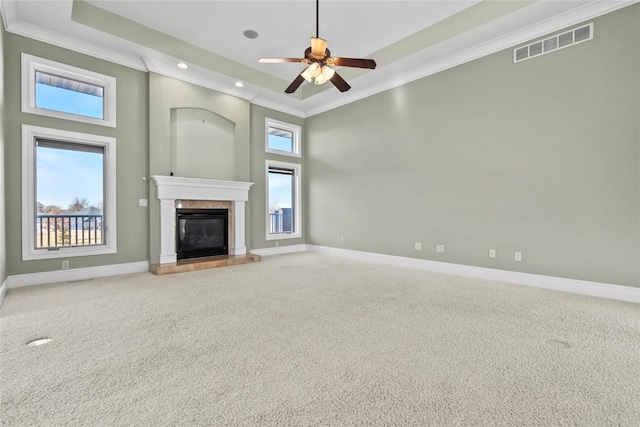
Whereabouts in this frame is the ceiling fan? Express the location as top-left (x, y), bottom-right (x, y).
top-left (258, 0), bottom-right (376, 94)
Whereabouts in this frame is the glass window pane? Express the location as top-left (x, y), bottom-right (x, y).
top-left (268, 127), bottom-right (294, 153)
top-left (268, 170), bottom-right (294, 234)
top-left (35, 71), bottom-right (104, 119)
top-left (36, 141), bottom-right (104, 248)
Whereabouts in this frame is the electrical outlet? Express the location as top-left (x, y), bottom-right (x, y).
top-left (515, 251), bottom-right (522, 262)
top-left (61, 260), bottom-right (70, 270)
top-left (489, 249), bottom-right (496, 258)
top-left (436, 244), bottom-right (445, 253)
top-left (414, 242), bottom-right (422, 250)
top-left (139, 198), bottom-right (148, 207)
top-left (275, 241), bottom-right (279, 247)
top-left (340, 235), bottom-right (344, 243)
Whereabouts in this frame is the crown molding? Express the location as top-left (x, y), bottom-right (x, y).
top-left (143, 58), bottom-right (306, 117)
top-left (249, 96), bottom-right (306, 118)
top-left (2, 0), bottom-right (638, 119)
top-left (302, 0), bottom-right (640, 117)
top-left (2, 19), bottom-right (147, 71)
top-left (143, 58), bottom-right (253, 101)
top-left (0, 0), bottom-right (17, 31)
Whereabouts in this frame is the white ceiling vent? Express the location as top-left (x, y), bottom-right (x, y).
top-left (514, 23), bottom-right (593, 63)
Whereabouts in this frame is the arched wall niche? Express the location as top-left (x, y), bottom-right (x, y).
top-left (170, 107), bottom-right (235, 180)
top-left (148, 74), bottom-right (251, 264)
top-left (148, 73), bottom-right (251, 183)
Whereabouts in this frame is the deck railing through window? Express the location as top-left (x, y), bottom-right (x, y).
top-left (36, 214), bottom-right (103, 248)
top-left (269, 212), bottom-right (283, 234)
top-left (269, 209), bottom-right (293, 234)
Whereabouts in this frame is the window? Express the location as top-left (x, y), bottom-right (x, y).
top-left (22, 125), bottom-right (117, 260)
top-left (265, 118), bottom-right (301, 157)
top-left (266, 160), bottom-right (302, 240)
top-left (22, 53), bottom-right (116, 127)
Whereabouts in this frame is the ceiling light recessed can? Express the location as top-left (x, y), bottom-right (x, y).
top-left (27, 337), bottom-right (53, 347)
top-left (176, 62), bottom-right (189, 69)
top-left (235, 81), bottom-right (244, 88)
top-left (243, 30), bottom-right (259, 39)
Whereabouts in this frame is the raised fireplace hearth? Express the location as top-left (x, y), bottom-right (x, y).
top-left (151, 176), bottom-right (258, 272)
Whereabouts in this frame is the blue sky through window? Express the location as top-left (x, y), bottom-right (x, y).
top-left (268, 133), bottom-right (293, 153)
top-left (268, 172), bottom-right (292, 209)
top-left (36, 83), bottom-right (103, 119)
top-left (37, 146), bottom-right (104, 209)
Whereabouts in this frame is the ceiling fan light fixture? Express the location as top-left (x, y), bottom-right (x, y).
top-left (321, 65), bottom-right (335, 80)
top-left (313, 65), bottom-right (334, 85)
top-left (301, 68), bottom-right (313, 83)
top-left (308, 62), bottom-right (322, 78)
top-left (258, 0), bottom-right (375, 93)
top-left (314, 74), bottom-right (327, 85)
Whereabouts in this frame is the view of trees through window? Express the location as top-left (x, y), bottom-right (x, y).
top-left (36, 142), bottom-right (104, 248)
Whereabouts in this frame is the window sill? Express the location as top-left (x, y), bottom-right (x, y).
top-left (22, 245), bottom-right (116, 261)
top-left (265, 148), bottom-right (301, 159)
top-left (266, 232), bottom-right (302, 241)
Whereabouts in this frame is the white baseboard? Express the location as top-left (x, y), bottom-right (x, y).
top-left (6, 261), bottom-right (150, 290)
top-left (250, 244), bottom-right (307, 257)
top-left (0, 278), bottom-right (8, 308)
top-left (306, 245), bottom-right (640, 303)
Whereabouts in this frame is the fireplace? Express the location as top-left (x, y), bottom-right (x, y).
top-left (151, 176), bottom-right (253, 265)
top-left (176, 209), bottom-right (228, 260)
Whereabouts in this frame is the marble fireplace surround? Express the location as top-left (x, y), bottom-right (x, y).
top-left (151, 176), bottom-right (253, 265)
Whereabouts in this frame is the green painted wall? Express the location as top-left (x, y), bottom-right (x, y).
top-left (249, 104), bottom-right (305, 249)
top-left (2, 5), bottom-right (637, 290)
top-left (305, 7), bottom-right (640, 287)
top-left (3, 33), bottom-right (149, 275)
top-left (0, 24), bottom-right (6, 286)
top-left (171, 108), bottom-right (235, 181)
top-left (148, 74), bottom-right (251, 263)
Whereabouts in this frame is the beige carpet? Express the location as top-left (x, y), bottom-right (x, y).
top-left (1, 252), bottom-right (638, 426)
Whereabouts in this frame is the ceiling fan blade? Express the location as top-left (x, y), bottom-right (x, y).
top-left (311, 37), bottom-right (327, 57)
top-left (285, 69), bottom-right (308, 93)
top-left (330, 71), bottom-right (351, 92)
top-left (259, 57), bottom-right (307, 64)
top-left (331, 57), bottom-right (377, 69)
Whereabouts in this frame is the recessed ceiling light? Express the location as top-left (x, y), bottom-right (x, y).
top-left (27, 337), bottom-right (53, 347)
top-left (176, 62), bottom-right (189, 69)
top-left (235, 81), bottom-right (244, 88)
top-left (243, 30), bottom-right (259, 39)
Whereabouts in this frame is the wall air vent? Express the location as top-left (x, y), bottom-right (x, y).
top-left (514, 23), bottom-right (593, 63)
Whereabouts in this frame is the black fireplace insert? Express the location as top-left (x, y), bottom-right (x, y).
top-left (176, 209), bottom-right (228, 260)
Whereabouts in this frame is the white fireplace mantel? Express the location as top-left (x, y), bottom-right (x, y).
top-left (151, 175), bottom-right (253, 264)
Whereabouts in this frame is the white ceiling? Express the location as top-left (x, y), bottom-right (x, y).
top-left (88, 0), bottom-right (480, 79)
top-left (1, 0), bottom-right (638, 117)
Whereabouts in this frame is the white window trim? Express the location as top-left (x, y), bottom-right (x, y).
top-left (21, 53), bottom-right (116, 128)
top-left (265, 117), bottom-right (301, 158)
top-left (265, 160), bottom-right (302, 241)
top-left (21, 125), bottom-right (117, 260)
